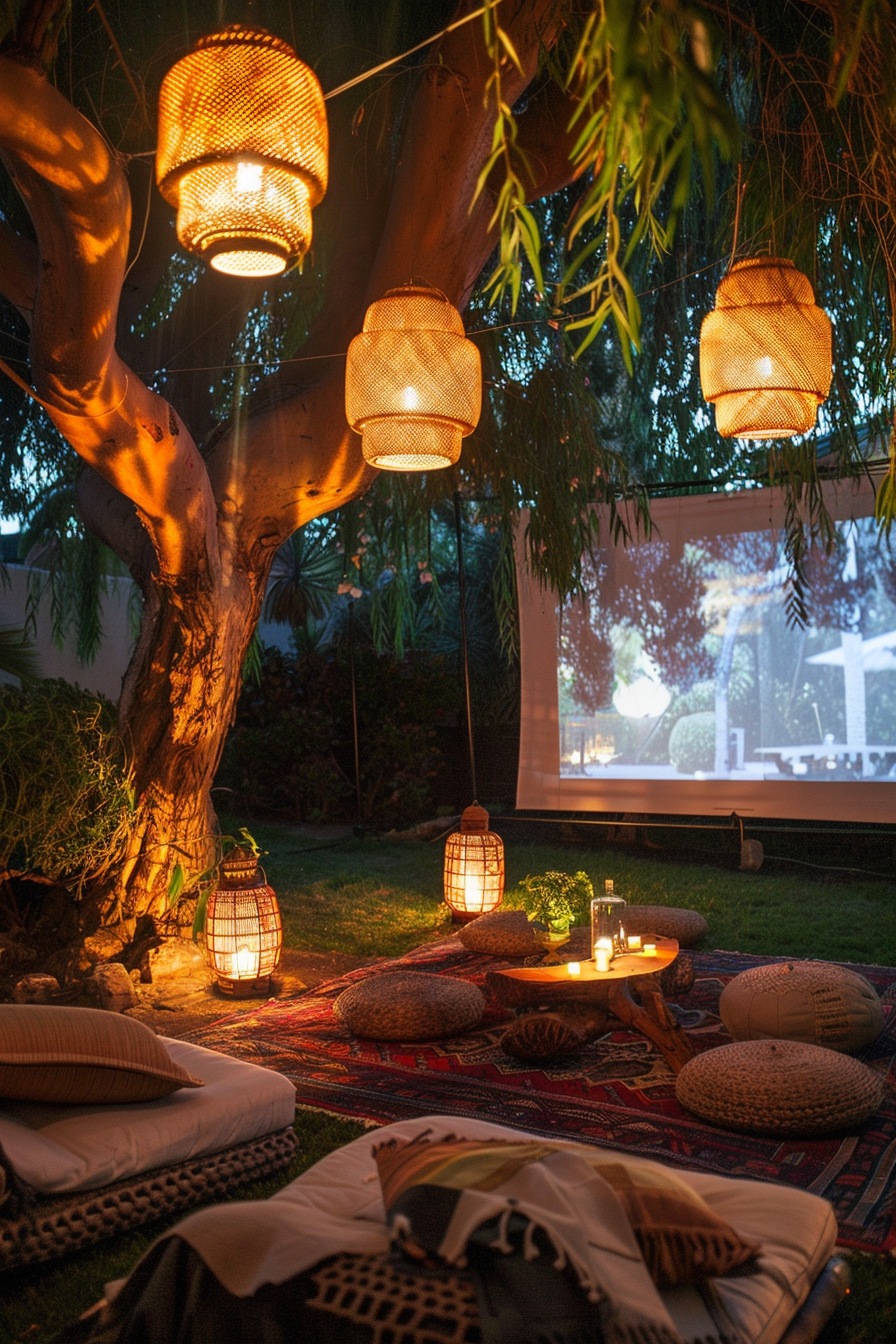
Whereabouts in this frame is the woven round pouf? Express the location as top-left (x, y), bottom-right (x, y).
top-left (623, 906), bottom-right (708, 948)
top-left (457, 908), bottom-right (540, 958)
top-left (676, 1040), bottom-right (885, 1136)
top-left (334, 972), bottom-right (484, 1042)
top-left (720, 960), bottom-right (883, 1053)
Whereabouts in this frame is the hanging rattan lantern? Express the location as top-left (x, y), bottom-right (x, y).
top-left (443, 804), bottom-right (504, 922)
top-left (205, 846), bottom-right (282, 997)
top-left (699, 258), bottom-right (832, 438)
top-left (345, 286), bottom-right (482, 470)
top-left (156, 26), bottom-right (328, 277)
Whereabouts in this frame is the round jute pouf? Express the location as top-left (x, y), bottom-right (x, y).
top-left (334, 972), bottom-right (484, 1041)
top-left (675, 1040), bottom-right (885, 1136)
top-left (720, 960), bottom-right (883, 1053)
top-left (457, 908), bottom-right (540, 958)
top-left (623, 906), bottom-right (708, 948)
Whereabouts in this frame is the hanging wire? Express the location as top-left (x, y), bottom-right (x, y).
top-left (453, 491), bottom-right (477, 803)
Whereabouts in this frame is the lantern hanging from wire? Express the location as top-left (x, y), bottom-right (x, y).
top-left (156, 26), bottom-right (328, 278)
top-left (699, 257), bottom-right (832, 439)
top-left (205, 846), bottom-right (282, 997)
top-left (443, 804), bottom-right (504, 922)
top-left (345, 285), bottom-right (482, 470)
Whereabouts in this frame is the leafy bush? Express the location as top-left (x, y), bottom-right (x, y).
top-left (0, 680), bottom-right (134, 888)
top-left (217, 646), bottom-right (460, 826)
top-left (668, 710), bottom-right (716, 774)
top-left (518, 870), bottom-right (594, 928)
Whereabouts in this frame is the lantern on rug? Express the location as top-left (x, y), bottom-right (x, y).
top-left (206, 846), bottom-right (282, 996)
top-left (156, 26), bottom-right (328, 277)
top-left (699, 258), bottom-right (832, 439)
top-left (444, 804), bottom-right (504, 922)
top-left (345, 285), bottom-right (482, 470)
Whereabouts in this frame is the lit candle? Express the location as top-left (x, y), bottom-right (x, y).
top-left (595, 948), bottom-right (611, 973)
top-left (567, 962), bottom-right (581, 976)
top-left (627, 935), bottom-right (642, 950)
top-left (642, 941), bottom-right (657, 958)
top-left (596, 936), bottom-right (613, 954)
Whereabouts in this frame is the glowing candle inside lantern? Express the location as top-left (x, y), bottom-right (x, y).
top-left (235, 161), bottom-right (263, 193)
top-left (627, 935), bottom-right (642, 950)
top-left (401, 385), bottom-right (420, 410)
top-left (595, 948), bottom-right (610, 973)
top-left (757, 356), bottom-right (773, 378)
top-left (567, 962), bottom-right (581, 976)
top-left (234, 944), bottom-right (258, 978)
top-left (464, 873), bottom-right (484, 913)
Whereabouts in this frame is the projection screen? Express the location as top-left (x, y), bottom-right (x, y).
top-left (517, 477), bottom-right (896, 822)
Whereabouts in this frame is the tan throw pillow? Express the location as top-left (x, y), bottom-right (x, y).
top-left (0, 1005), bottom-right (203, 1104)
top-left (374, 1135), bottom-right (760, 1289)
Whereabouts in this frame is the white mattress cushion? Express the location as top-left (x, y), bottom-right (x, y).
top-left (158, 1114), bottom-right (836, 1344)
top-left (0, 1038), bottom-right (296, 1194)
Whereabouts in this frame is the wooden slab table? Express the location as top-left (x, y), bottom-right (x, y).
top-left (486, 937), bottom-right (695, 1074)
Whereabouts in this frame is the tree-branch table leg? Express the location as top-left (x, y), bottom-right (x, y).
top-left (606, 974), bottom-right (695, 1074)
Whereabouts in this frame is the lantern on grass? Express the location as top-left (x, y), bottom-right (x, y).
top-left (206, 846), bottom-right (282, 996)
top-left (345, 286), bottom-right (481, 470)
top-left (444, 804), bottom-right (504, 922)
top-left (156, 27), bottom-right (327, 277)
top-left (699, 258), bottom-right (832, 439)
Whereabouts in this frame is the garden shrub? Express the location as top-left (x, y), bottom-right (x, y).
top-left (668, 710), bottom-right (716, 774)
top-left (217, 645), bottom-right (460, 825)
top-left (0, 680), bottom-right (134, 887)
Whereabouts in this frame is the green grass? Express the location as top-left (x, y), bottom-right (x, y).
top-left (3, 820), bottom-right (895, 1342)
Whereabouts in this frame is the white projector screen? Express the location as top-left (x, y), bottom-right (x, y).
top-left (517, 478), bottom-right (896, 823)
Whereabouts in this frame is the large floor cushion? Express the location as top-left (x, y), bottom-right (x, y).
top-left (676, 1040), bottom-right (885, 1136)
top-left (148, 1114), bottom-right (840, 1344)
top-left (719, 960), bottom-right (884, 1052)
top-left (623, 905), bottom-right (709, 948)
top-left (334, 971), bottom-right (484, 1041)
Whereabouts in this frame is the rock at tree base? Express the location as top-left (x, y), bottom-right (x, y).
top-left (13, 973), bottom-right (60, 1004)
top-left (142, 938), bottom-right (215, 1008)
top-left (89, 962), bottom-right (139, 1012)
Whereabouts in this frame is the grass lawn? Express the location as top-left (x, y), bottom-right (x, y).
top-left (2, 821), bottom-right (895, 1342)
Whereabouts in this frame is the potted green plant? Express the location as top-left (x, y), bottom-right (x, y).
top-left (520, 870), bottom-right (594, 960)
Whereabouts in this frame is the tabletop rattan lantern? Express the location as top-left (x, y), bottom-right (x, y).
top-left (699, 257), bottom-right (832, 439)
top-left (156, 26), bottom-right (328, 277)
top-left (444, 804), bottom-right (504, 922)
top-left (205, 846), bottom-right (282, 996)
top-left (345, 285), bottom-right (481, 470)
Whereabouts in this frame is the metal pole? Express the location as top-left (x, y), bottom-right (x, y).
top-left (347, 599), bottom-right (364, 835)
top-left (454, 491), bottom-right (477, 802)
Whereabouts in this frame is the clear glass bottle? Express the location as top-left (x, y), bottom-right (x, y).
top-left (591, 879), bottom-right (626, 960)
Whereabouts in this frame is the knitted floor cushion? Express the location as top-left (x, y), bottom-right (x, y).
top-left (0, 1126), bottom-right (296, 1271)
top-left (719, 960), bottom-right (884, 1052)
top-left (675, 1040), bottom-right (886, 1137)
top-left (334, 971), bottom-right (484, 1041)
top-left (456, 908), bottom-right (541, 957)
top-left (623, 906), bottom-right (708, 948)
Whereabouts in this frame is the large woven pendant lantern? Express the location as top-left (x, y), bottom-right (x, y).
top-left (345, 286), bottom-right (482, 470)
top-left (443, 804), bottom-right (504, 923)
top-left (156, 27), bottom-right (327, 277)
top-left (699, 258), bottom-right (832, 438)
top-left (205, 846), bottom-right (282, 997)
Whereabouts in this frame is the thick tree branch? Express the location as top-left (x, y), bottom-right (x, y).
top-left (0, 218), bottom-right (37, 318)
top-left (0, 55), bottom-right (219, 579)
top-left (75, 466), bottom-right (156, 585)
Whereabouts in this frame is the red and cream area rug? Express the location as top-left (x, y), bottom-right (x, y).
top-left (184, 940), bottom-right (896, 1254)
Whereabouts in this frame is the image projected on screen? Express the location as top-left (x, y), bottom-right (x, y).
top-left (559, 514), bottom-right (896, 786)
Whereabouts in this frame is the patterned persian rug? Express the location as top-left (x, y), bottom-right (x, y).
top-left (184, 940), bottom-right (896, 1254)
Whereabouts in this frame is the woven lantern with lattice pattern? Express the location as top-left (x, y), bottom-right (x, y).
top-left (205, 846), bottom-right (282, 996)
top-left (345, 286), bottom-right (481, 470)
top-left (699, 258), bottom-right (832, 438)
top-left (156, 26), bottom-right (327, 277)
top-left (444, 804), bottom-right (504, 923)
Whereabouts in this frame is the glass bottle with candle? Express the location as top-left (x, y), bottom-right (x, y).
top-left (591, 879), bottom-right (626, 962)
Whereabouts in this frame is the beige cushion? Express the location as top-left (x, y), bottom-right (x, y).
top-left (0, 1005), bottom-right (203, 1104)
top-left (0, 1038), bottom-right (296, 1194)
top-left (334, 972), bottom-right (484, 1041)
top-left (719, 960), bottom-right (884, 1052)
top-left (456, 908), bottom-right (540, 957)
top-left (676, 1039), bottom-right (885, 1136)
top-left (623, 906), bottom-right (708, 948)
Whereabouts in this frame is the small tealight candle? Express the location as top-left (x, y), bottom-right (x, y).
top-left (627, 934), bottom-right (642, 950)
top-left (642, 940), bottom-right (657, 957)
top-left (595, 948), bottom-right (611, 973)
top-left (596, 936), bottom-right (613, 954)
top-left (567, 962), bottom-right (581, 976)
